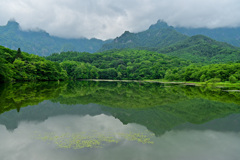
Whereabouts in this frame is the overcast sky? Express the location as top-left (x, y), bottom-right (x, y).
top-left (0, 0), bottom-right (240, 40)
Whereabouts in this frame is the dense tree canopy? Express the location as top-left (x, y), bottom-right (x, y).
top-left (0, 45), bottom-right (67, 82)
top-left (164, 63), bottom-right (240, 82)
top-left (47, 49), bottom-right (190, 80)
top-left (152, 35), bottom-right (240, 63)
top-left (1, 42), bottom-right (240, 83)
top-left (46, 48), bottom-right (240, 82)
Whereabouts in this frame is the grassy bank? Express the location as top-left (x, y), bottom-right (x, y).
top-left (80, 79), bottom-right (240, 89)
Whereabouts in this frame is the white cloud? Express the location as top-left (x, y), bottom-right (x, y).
top-left (0, 0), bottom-right (240, 40)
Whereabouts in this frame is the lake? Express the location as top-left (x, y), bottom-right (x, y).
top-left (0, 81), bottom-right (240, 160)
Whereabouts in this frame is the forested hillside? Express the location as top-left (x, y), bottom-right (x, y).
top-left (153, 35), bottom-right (240, 63)
top-left (1, 19), bottom-right (240, 83)
top-left (98, 21), bottom-right (240, 64)
top-left (46, 50), bottom-right (190, 80)
top-left (0, 20), bottom-right (110, 56)
top-left (2, 19), bottom-right (240, 59)
top-left (0, 45), bottom-right (67, 82)
top-left (46, 49), bottom-right (240, 82)
top-left (1, 43), bottom-right (240, 83)
top-left (175, 26), bottom-right (240, 47)
top-left (99, 20), bottom-right (187, 51)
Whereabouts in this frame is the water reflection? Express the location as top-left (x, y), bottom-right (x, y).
top-left (0, 113), bottom-right (239, 160)
top-left (0, 81), bottom-right (240, 160)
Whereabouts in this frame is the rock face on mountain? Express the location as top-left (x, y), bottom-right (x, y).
top-left (0, 20), bottom-right (110, 56)
top-left (99, 20), bottom-right (188, 51)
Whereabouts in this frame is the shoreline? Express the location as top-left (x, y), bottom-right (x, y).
top-left (79, 79), bottom-right (240, 90)
top-left (79, 79), bottom-right (200, 86)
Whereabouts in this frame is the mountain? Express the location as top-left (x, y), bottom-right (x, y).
top-left (0, 20), bottom-right (111, 56)
top-left (99, 20), bottom-right (188, 51)
top-left (99, 20), bottom-right (240, 64)
top-left (99, 19), bottom-right (240, 63)
top-left (2, 19), bottom-right (240, 64)
top-left (152, 35), bottom-right (240, 63)
top-left (175, 26), bottom-right (240, 47)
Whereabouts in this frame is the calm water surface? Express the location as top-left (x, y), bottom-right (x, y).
top-left (0, 81), bottom-right (240, 160)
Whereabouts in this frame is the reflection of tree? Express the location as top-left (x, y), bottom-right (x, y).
top-left (0, 81), bottom-right (240, 136)
top-left (53, 81), bottom-right (240, 135)
top-left (55, 81), bottom-right (240, 108)
top-left (0, 81), bottom-right (67, 114)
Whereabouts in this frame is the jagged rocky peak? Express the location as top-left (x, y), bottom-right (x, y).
top-left (113, 31), bottom-right (132, 42)
top-left (149, 19), bottom-right (170, 30)
top-left (6, 19), bottom-right (20, 29)
top-left (123, 30), bottom-right (131, 34)
top-left (122, 31), bottom-right (132, 36)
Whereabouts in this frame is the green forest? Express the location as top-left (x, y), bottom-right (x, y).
top-left (1, 44), bottom-right (240, 83)
top-left (0, 46), bottom-right (67, 82)
top-left (46, 49), bottom-right (240, 82)
top-left (46, 49), bottom-right (190, 80)
top-left (152, 35), bottom-right (240, 63)
top-left (1, 19), bottom-right (240, 84)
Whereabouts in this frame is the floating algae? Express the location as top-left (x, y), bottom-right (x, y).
top-left (36, 131), bottom-right (154, 149)
top-left (118, 132), bottom-right (154, 144)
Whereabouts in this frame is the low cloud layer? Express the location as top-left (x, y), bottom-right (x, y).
top-left (0, 0), bottom-right (240, 40)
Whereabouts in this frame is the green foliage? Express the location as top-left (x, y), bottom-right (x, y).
top-left (47, 47), bottom-right (240, 82)
top-left (16, 48), bottom-right (22, 59)
top-left (164, 63), bottom-right (240, 82)
top-left (47, 49), bottom-right (190, 80)
top-left (207, 78), bottom-right (222, 83)
top-left (60, 60), bottom-right (99, 79)
top-left (0, 45), bottom-right (68, 82)
top-left (229, 75), bottom-right (238, 83)
top-left (154, 35), bottom-right (240, 63)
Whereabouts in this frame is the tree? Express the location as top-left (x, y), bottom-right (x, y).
top-left (200, 74), bottom-right (206, 82)
top-left (229, 75), bottom-right (238, 83)
top-left (15, 48), bottom-right (22, 59)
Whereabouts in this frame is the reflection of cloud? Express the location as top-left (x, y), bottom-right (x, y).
top-left (41, 114), bottom-right (138, 134)
top-left (150, 130), bottom-right (240, 160)
top-left (0, 0), bottom-right (240, 39)
top-left (36, 131), bottom-right (154, 149)
top-left (0, 115), bottom-right (240, 160)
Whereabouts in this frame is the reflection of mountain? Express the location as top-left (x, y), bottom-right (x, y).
top-left (104, 99), bottom-right (240, 135)
top-left (0, 102), bottom-right (109, 131)
top-left (174, 113), bottom-right (240, 132)
top-left (0, 81), bottom-right (240, 136)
